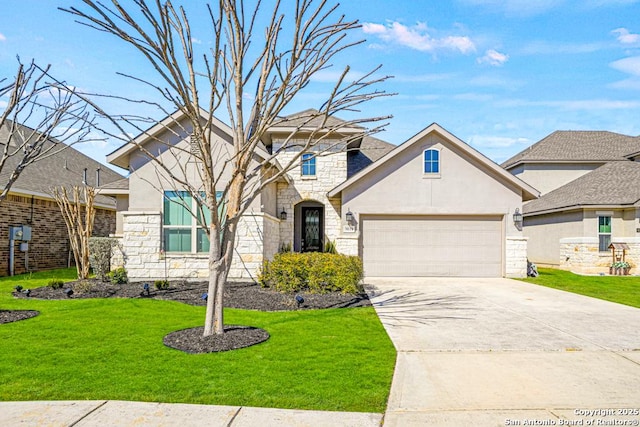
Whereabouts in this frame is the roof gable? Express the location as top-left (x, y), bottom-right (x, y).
top-left (329, 123), bottom-right (539, 200)
top-left (502, 131), bottom-right (640, 169)
top-left (524, 161), bottom-right (640, 215)
top-left (0, 122), bottom-right (124, 207)
top-left (107, 108), bottom-right (271, 170)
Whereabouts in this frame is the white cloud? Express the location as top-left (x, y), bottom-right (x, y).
top-left (0, 100), bottom-right (7, 109)
top-left (609, 56), bottom-right (640, 89)
top-left (477, 49), bottom-right (509, 66)
top-left (459, 0), bottom-right (565, 16)
top-left (394, 73), bottom-right (455, 83)
top-left (454, 93), bottom-right (494, 101)
top-left (498, 98), bottom-right (640, 110)
top-left (612, 28), bottom-right (640, 44)
top-left (0, 33), bottom-right (6, 41)
top-left (520, 41), bottom-right (605, 55)
top-left (468, 135), bottom-right (530, 148)
top-left (362, 21), bottom-right (476, 54)
top-left (192, 37), bottom-right (202, 45)
top-left (610, 56), bottom-right (640, 76)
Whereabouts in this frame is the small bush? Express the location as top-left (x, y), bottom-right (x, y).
top-left (89, 237), bottom-right (117, 281)
top-left (154, 280), bottom-right (170, 290)
top-left (258, 252), bottom-right (363, 294)
top-left (48, 280), bottom-right (64, 290)
top-left (14, 285), bottom-right (23, 293)
top-left (107, 267), bottom-right (128, 285)
top-left (74, 280), bottom-right (94, 294)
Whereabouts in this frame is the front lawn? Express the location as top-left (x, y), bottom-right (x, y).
top-left (0, 269), bottom-right (396, 412)
top-left (520, 267), bottom-right (640, 308)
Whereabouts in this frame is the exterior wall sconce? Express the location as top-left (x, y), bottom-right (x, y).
top-left (513, 208), bottom-right (523, 226)
top-left (345, 209), bottom-right (354, 223)
top-left (280, 208), bottom-right (287, 221)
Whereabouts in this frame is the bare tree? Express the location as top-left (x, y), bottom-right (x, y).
top-left (0, 59), bottom-right (99, 202)
top-left (52, 185), bottom-right (96, 280)
top-left (63, 0), bottom-right (392, 336)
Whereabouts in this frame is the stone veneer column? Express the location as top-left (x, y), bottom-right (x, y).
top-left (505, 236), bottom-right (528, 278)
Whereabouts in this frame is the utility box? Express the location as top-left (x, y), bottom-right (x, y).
top-left (9, 225), bottom-right (32, 241)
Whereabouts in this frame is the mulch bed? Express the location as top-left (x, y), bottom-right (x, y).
top-left (0, 310), bottom-right (39, 324)
top-left (7, 279), bottom-right (370, 354)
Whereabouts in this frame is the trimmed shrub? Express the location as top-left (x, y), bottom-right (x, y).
top-left (48, 280), bottom-right (64, 290)
top-left (107, 267), bottom-right (128, 285)
top-left (154, 280), bottom-right (170, 290)
top-left (74, 280), bottom-right (94, 294)
top-left (258, 252), bottom-right (363, 294)
top-left (89, 237), bottom-right (117, 281)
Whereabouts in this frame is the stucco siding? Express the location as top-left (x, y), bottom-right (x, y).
top-left (342, 133), bottom-right (523, 233)
top-left (523, 210), bottom-right (583, 266)
top-left (511, 163), bottom-right (601, 195)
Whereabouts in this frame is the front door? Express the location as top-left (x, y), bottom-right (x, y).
top-left (301, 207), bottom-right (323, 252)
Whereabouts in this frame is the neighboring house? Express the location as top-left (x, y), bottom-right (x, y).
top-left (503, 131), bottom-right (640, 274)
top-left (103, 109), bottom-right (536, 280)
top-left (0, 122), bottom-right (124, 276)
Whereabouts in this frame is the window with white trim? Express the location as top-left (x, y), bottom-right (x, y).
top-left (598, 215), bottom-right (611, 252)
top-left (163, 191), bottom-right (223, 253)
top-left (301, 153), bottom-right (316, 176)
top-left (423, 149), bottom-right (440, 174)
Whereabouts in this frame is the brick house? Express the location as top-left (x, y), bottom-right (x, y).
top-left (0, 122), bottom-right (124, 276)
top-left (103, 109), bottom-right (536, 280)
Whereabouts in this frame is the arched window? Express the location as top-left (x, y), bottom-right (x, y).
top-left (424, 149), bottom-right (440, 174)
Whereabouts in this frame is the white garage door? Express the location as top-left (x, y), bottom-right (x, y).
top-left (362, 215), bottom-right (503, 277)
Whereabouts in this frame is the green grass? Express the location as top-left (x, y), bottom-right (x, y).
top-left (520, 267), bottom-right (640, 308)
top-left (0, 269), bottom-right (396, 412)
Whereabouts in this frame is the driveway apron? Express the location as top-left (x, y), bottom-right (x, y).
top-left (365, 277), bottom-right (640, 427)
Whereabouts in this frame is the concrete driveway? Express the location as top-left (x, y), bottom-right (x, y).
top-left (365, 277), bottom-right (640, 427)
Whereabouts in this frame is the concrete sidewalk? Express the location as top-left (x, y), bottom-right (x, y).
top-left (0, 400), bottom-right (383, 426)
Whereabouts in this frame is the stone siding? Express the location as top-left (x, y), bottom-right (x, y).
top-left (505, 236), bottom-right (528, 278)
top-left (119, 211), bottom-right (269, 280)
top-left (0, 193), bottom-right (115, 276)
top-left (276, 151), bottom-right (347, 252)
top-left (560, 237), bottom-right (640, 275)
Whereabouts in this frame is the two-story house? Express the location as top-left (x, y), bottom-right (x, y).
top-left (102, 109), bottom-right (537, 280)
top-left (503, 131), bottom-right (640, 274)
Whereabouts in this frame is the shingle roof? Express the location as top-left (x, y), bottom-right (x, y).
top-left (0, 122), bottom-right (125, 207)
top-left (347, 134), bottom-right (396, 177)
top-left (523, 161), bottom-right (640, 214)
top-left (272, 109), bottom-right (364, 130)
top-left (98, 178), bottom-right (129, 191)
top-left (502, 131), bottom-right (640, 169)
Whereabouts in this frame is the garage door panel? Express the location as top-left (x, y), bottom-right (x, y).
top-left (362, 216), bottom-right (503, 277)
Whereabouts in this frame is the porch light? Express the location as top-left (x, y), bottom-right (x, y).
top-left (345, 209), bottom-right (354, 223)
top-left (513, 208), bottom-right (523, 226)
top-left (280, 208), bottom-right (287, 221)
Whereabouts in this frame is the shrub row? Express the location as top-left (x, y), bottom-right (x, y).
top-left (258, 252), bottom-right (363, 294)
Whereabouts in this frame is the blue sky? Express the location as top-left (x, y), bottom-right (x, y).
top-left (2, 0), bottom-right (640, 169)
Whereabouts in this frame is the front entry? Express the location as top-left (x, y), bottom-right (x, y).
top-left (301, 206), bottom-right (324, 252)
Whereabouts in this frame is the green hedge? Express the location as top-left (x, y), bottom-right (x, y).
top-left (258, 252), bottom-right (363, 294)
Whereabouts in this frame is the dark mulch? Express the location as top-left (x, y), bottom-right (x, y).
top-left (164, 325), bottom-right (270, 354)
top-left (9, 279), bottom-right (370, 353)
top-left (0, 310), bottom-right (39, 324)
top-left (11, 279), bottom-right (371, 311)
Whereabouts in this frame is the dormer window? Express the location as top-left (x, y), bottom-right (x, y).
top-left (301, 153), bottom-right (316, 176)
top-left (424, 149), bottom-right (440, 175)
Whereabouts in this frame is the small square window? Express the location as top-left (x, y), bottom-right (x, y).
top-left (301, 153), bottom-right (316, 176)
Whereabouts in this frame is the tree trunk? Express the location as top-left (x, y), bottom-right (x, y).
top-left (204, 259), bottom-right (228, 336)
